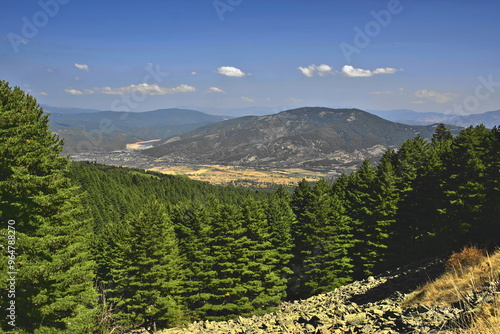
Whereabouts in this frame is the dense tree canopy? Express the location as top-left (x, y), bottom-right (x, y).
top-left (2, 81), bottom-right (499, 332)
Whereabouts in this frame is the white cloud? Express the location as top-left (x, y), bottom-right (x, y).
top-left (217, 66), bottom-right (247, 77)
top-left (298, 66), bottom-right (315, 77)
top-left (40, 92), bottom-right (48, 96)
top-left (207, 87), bottom-right (225, 93)
top-left (285, 97), bottom-right (303, 103)
top-left (241, 96), bottom-right (255, 103)
top-left (97, 83), bottom-right (196, 95)
top-left (298, 64), bottom-right (334, 77)
top-left (75, 77), bottom-right (81, 81)
top-left (373, 67), bottom-right (399, 75)
top-left (64, 88), bottom-right (93, 95)
top-left (191, 71), bottom-right (197, 75)
top-left (342, 65), bottom-right (400, 78)
top-left (46, 68), bottom-right (53, 73)
top-left (342, 65), bottom-right (373, 77)
top-left (415, 89), bottom-right (454, 103)
top-left (64, 89), bottom-right (84, 95)
top-left (74, 63), bottom-right (89, 72)
top-left (371, 91), bottom-right (394, 95)
top-left (316, 64), bottom-right (333, 76)
top-left (412, 101), bottom-right (424, 104)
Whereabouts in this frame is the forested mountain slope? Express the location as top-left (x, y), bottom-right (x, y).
top-left (2, 82), bottom-right (499, 333)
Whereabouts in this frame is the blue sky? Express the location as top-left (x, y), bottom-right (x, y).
top-left (1, 0), bottom-right (499, 115)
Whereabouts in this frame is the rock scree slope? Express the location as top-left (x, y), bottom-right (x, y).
top-left (144, 255), bottom-right (498, 334)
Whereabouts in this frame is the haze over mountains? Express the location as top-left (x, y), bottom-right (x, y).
top-left (369, 108), bottom-right (500, 128)
top-left (48, 108), bottom-right (229, 153)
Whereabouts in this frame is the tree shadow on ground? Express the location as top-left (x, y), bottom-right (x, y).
top-left (349, 257), bottom-right (447, 305)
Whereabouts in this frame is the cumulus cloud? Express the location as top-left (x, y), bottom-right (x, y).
top-left (217, 66), bottom-right (247, 77)
top-left (97, 83), bottom-right (196, 95)
top-left (298, 66), bottom-right (315, 77)
top-left (373, 67), bottom-right (399, 75)
top-left (371, 90), bottom-right (394, 95)
top-left (298, 64), bottom-right (334, 77)
top-left (240, 96), bottom-right (255, 103)
top-left (65, 89), bottom-right (83, 95)
top-left (207, 87), bottom-right (225, 93)
top-left (415, 89), bottom-right (454, 103)
top-left (74, 63), bottom-right (89, 72)
top-left (64, 88), bottom-right (93, 95)
top-left (342, 65), bottom-right (400, 78)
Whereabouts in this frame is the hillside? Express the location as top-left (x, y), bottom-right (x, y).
top-left (143, 107), bottom-right (453, 168)
top-left (160, 249), bottom-right (500, 334)
top-left (47, 108), bottom-right (229, 153)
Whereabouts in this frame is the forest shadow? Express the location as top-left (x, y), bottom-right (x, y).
top-left (349, 257), bottom-right (447, 305)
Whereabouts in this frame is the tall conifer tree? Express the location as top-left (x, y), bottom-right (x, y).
top-left (0, 81), bottom-right (98, 333)
top-left (108, 199), bottom-right (186, 330)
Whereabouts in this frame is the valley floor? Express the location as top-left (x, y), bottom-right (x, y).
top-left (69, 151), bottom-right (353, 187)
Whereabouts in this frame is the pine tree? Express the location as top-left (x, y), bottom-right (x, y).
top-left (265, 186), bottom-right (295, 287)
top-left (343, 160), bottom-right (378, 278)
top-left (432, 123), bottom-right (453, 144)
top-left (0, 81), bottom-right (98, 332)
top-left (171, 198), bottom-right (219, 321)
top-left (241, 198), bottom-right (288, 313)
top-left (108, 199), bottom-right (186, 330)
top-left (482, 126), bottom-right (500, 243)
top-left (293, 179), bottom-right (354, 298)
top-left (196, 204), bottom-right (254, 321)
top-left (391, 136), bottom-right (434, 261)
top-left (439, 126), bottom-right (492, 246)
top-left (371, 151), bottom-right (399, 271)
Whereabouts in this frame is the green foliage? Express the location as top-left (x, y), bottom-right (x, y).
top-left (298, 179), bottom-right (354, 296)
top-left (0, 81), bottom-right (98, 333)
top-left (107, 200), bottom-right (186, 330)
top-left (3, 82), bottom-right (499, 332)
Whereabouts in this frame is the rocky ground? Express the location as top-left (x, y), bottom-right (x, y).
top-left (140, 255), bottom-right (498, 334)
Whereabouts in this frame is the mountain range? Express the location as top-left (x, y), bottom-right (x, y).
top-left (143, 107), bottom-right (457, 169)
top-left (369, 108), bottom-right (500, 128)
top-left (44, 104), bottom-right (498, 161)
top-left (48, 108), bottom-right (229, 153)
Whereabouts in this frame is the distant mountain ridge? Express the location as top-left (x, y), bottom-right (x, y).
top-left (369, 108), bottom-right (500, 128)
top-left (41, 104), bottom-right (106, 114)
top-left (47, 108), bottom-right (229, 153)
top-left (143, 107), bottom-right (453, 169)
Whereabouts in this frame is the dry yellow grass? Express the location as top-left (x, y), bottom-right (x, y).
top-left (148, 164), bottom-right (329, 187)
top-left (403, 247), bottom-right (500, 333)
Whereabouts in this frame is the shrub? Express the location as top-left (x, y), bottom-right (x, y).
top-left (446, 246), bottom-right (486, 275)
